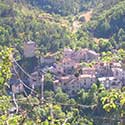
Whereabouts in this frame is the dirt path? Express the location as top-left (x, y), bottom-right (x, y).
top-left (80, 9), bottom-right (93, 23)
top-left (93, 37), bottom-right (100, 44)
top-left (71, 9), bottom-right (93, 33)
top-left (72, 20), bottom-right (81, 33)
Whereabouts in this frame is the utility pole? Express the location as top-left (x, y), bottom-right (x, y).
top-left (12, 93), bottom-right (19, 114)
top-left (38, 66), bottom-right (45, 104)
top-left (37, 49), bottom-right (45, 104)
top-left (40, 72), bottom-right (44, 103)
top-left (35, 42), bottom-right (45, 104)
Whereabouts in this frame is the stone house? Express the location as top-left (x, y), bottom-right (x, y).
top-left (11, 82), bottom-right (24, 94)
top-left (61, 58), bottom-right (80, 73)
top-left (52, 64), bottom-right (64, 75)
top-left (95, 63), bottom-right (113, 77)
top-left (53, 76), bottom-right (72, 92)
top-left (29, 71), bottom-right (44, 94)
top-left (9, 75), bottom-right (24, 94)
top-left (112, 68), bottom-right (123, 80)
top-left (40, 56), bottom-right (56, 65)
top-left (72, 48), bottom-right (99, 62)
top-left (78, 74), bottom-right (97, 89)
top-left (82, 67), bottom-right (96, 76)
top-left (71, 49), bottom-right (87, 62)
top-left (63, 48), bottom-right (99, 63)
top-left (53, 75), bottom-right (80, 95)
top-left (85, 49), bottom-right (99, 61)
top-left (53, 74), bottom-right (96, 95)
top-left (112, 67), bottom-right (125, 86)
top-left (63, 48), bottom-right (74, 58)
top-left (29, 71), bottom-right (41, 88)
top-left (53, 57), bottom-right (80, 75)
top-left (98, 77), bottom-right (122, 89)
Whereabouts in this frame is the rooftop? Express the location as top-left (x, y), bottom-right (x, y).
top-left (25, 40), bottom-right (36, 45)
top-left (79, 74), bottom-right (96, 79)
top-left (82, 67), bottom-right (96, 71)
top-left (98, 77), bottom-right (117, 81)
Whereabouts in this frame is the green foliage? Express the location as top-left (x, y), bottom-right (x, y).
top-left (75, 29), bottom-right (95, 49)
top-left (0, 96), bottom-right (11, 112)
top-left (76, 84), bottom-right (98, 105)
top-left (0, 1), bottom-right (72, 53)
top-left (44, 72), bottom-right (54, 91)
top-left (0, 46), bottom-right (22, 125)
top-left (85, 0), bottom-right (125, 51)
top-left (36, 0), bottom-right (80, 16)
top-left (0, 46), bottom-right (12, 85)
top-left (101, 89), bottom-right (120, 112)
top-left (29, 0), bottom-right (113, 16)
top-left (55, 88), bottom-right (69, 103)
top-left (101, 88), bottom-right (125, 119)
top-left (0, 1), bottom-right (125, 125)
top-left (0, 115), bottom-right (21, 125)
top-left (117, 49), bottom-right (125, 60)
top-left (101, 51), bottom-right (114, 62)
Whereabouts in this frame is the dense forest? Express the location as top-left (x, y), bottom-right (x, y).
top-left (0, 0), bottom-right (125, 124)
top-left (28, 0), bottom-right (120, 16)
top-left (0, 0), bottom-right (72, 53)
top-left (88, 0), bottom-right (125, 50)
top-left (0, 0), bottom-right (124, 54)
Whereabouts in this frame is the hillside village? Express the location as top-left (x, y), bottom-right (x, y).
top-left (9, 41), bottom-right (125, 96)
top-left (1, 0), bottom-right (125, 124)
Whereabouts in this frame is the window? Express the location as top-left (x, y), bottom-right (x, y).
top-left (72, 90), bottom-right (75, 95)
top-left (116, 71), bottom-right (118, 76)
top-left (84, 79), bottom-right (86, 83)
top-left (33, 79), bottom-right (37, 82)
top-left (64, 83), bottom-right (67, 86)
top-left (84, 79), bottom-right (86, 86)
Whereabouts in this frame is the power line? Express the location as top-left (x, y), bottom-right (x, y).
top-left (9, 52), bottom-right (125, 123)
top-left (11, 61), bottom-right (97, 109)
top-left (45, 99), bottom-right (96, 109)
top-left (12, 57), bottom-right (46, 98)
top-left (92, 116), bottom-right (122, 121)
top-left (12, 93), bottom-right (19, 114)
top-left (12, 63), bottom-right (39, 96)
top-left (12, 58), bottom-right (32, 79)
top-left (62, 116), bottom-right (72, 125)
top-left (0, 97), bottom-right (124, 122)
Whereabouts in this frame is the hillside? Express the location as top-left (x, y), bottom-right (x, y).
top-left (0, 0), bottom-right (73, 53)
top-left (85, 0), bottom-right (125, 51)
top-left (28, 0), bottom-right (113, 16)
top-left (1, 0), bottom-right (125, 53)
top-left (0, 0), bottom-right (99, 55)
top-left (1, 0), bottom-right (125, 125)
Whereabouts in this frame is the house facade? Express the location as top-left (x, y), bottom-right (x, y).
top-left (9, 75), bottom-right (24, 94)
top-left (63, 48), bottom-right (99, 62)
top-left (53, 74), bottom-right (96, 95)
top-left (98, 77), bottom-right (122, 89)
